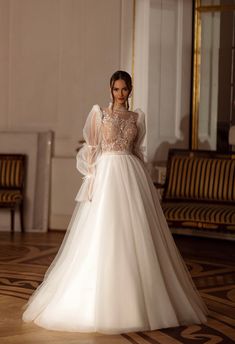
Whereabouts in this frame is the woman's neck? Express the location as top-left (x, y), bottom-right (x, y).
top-left (112, 103), bottom-right (127, 111)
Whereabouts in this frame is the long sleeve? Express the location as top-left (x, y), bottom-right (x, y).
top-left (133, 109), bottom-right (146, 162)
top-left (75, 105), bottom-right (102, 202)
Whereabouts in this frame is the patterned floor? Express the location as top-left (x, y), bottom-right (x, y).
top-left (0, 232), bottom-right (235, 344)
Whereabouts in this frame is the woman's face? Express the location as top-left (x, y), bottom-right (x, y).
top-left (112, 79), bottom-right (130, 106)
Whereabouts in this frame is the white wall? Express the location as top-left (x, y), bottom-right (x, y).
top-left (0, 0), bottom-right (123, 155)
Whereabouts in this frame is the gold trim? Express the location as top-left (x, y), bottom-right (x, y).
top-left (197, 5), bottom-right (235, 13)
top-left (192, 1), bottom-right (235, 149)
top-left (192, 0), bottom-right (201, 149)
top-left (131, 0), bottom-right (136, 110)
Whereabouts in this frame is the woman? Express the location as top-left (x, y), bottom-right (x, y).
top-left (22, 70), bottom-right (208, 334)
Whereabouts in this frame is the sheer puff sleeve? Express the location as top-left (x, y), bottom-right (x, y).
top-left (75, 105), bottom-right (102, 202)
top-left (133, 109), bottom-right (146, 162)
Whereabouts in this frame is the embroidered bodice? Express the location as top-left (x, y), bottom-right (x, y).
top-left (101, 109), bottom-right (138, 153)
top-left (76, 104), bottom-right (146, 201)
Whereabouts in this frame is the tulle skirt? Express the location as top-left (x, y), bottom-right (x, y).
top-left (22, 152), bottom-right (208, 334)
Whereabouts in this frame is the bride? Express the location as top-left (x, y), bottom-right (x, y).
top-left (22, 70), bottom-right (208, 334)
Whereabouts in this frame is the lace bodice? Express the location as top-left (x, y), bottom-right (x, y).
top-left (76, 104), bottom-right (146, 201)
top-left (101, 109), bottom-right (138, 153)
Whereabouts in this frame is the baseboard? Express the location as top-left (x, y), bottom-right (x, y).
top-left (170, 227), bottom-right (235, 241)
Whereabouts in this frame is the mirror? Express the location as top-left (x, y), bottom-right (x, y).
top-left (191, 0), bottom-right (235, 151)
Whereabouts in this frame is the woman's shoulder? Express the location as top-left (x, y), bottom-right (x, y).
top-left (128, 110), bottom-right (138, 115)
top-left (91, 104), bottom-right (111, 115)
top-left (89, 105), bottom-right (144, 120)
top-left (132, 108), bottom-right (145, 120)
top-left (133, 108), bottom-right (144, 114)
top-left (90, 104), bottom-right (102, 112)
top-left (127, 110), bottom-right (138, 121)
top-left (88, 105), bottom-right (105, 119)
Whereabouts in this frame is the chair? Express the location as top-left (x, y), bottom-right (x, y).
top-left (157, 149), bottom-right (235, 239)
top-left (0, 154), bottom-right (26, 232)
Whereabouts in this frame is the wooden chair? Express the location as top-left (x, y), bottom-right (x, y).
top-left (0, 154), bottom-right (26, 232)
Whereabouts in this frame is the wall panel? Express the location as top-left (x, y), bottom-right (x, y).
top-left (0, 0), bottom-right (124, 230)
top-left (0, 0), bottom-right (9, 128)
top-left (134, 0), bottom-right (192, 163)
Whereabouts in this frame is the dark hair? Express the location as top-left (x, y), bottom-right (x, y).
top-left (110, 70), bottom-right (132, 110)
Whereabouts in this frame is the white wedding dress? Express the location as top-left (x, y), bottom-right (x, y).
top-left (22, 104), bottom-right (208, 334)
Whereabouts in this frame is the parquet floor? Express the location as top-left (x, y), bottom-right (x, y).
top-left (0, 231), bottom-right (235, 344)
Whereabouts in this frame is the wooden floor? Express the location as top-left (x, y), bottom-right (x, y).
top-left (0, 231), bottom-right (235, 344)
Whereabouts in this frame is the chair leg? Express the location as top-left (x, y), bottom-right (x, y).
top-left (20, 203), bottom-right (25, 233)
top-left (10, 209), bottom-right (15, 233)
